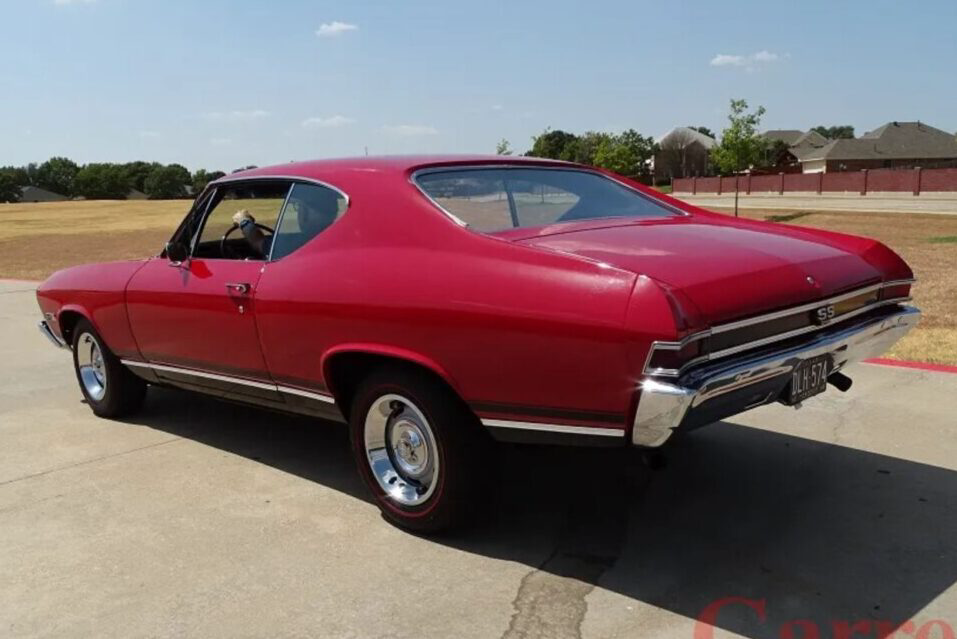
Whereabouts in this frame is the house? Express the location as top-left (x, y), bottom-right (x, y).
top-left (126, 188), bottom-right (148, 200)
top-left (653, 127), bottom-right (716, 179)
top-left (761, 130), bottom-right (830, 171)
top-left (19, 186), bottom-right (69, 202)
top-left (798, 121), bottom-right (957, 173)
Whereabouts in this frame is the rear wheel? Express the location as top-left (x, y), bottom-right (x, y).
top-left (71, 319), bottom-right (147, 418)
top-left (349, 366), bottom-right (493, 533)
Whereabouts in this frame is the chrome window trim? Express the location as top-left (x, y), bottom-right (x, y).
top-left (643, 278), bottom-right (916, 377)
top-left (120, 359), bottom-right (336, 403)
top-left (197, 175), bottom-right (352, 262)
top-left (409, 164), bottom-right (689, 229)
top-left (481, 418), bottom-right (624, 438)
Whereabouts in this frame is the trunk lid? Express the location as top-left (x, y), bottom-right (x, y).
top-left (513, 219), bottom-right (882, 324)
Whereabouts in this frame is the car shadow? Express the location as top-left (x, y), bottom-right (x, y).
top-left (130, 387), bottom-right (957, 638)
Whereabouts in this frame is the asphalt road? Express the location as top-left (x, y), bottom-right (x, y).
top-left (2, 278), bottom-right (957, 639)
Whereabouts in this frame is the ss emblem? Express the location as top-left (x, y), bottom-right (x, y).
top-left (815, 305), bottom-right (836, 324)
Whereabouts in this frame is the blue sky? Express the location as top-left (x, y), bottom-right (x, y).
top-left (3, 0), bottom-right (955, 172)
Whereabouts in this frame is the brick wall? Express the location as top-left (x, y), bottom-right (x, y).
top-left (673, 166), bottom-right (957, 195)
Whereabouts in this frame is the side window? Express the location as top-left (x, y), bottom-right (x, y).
top-left (416, 174), bottom-right (513, 230)
top-left (269, 182), bottom-right (347, 260)
top-left (194, 182), bottom-right (290, 259)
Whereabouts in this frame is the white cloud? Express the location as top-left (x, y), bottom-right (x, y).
top-left (383, 124), bottom-right (439, 136)
top-left (710, 50), bottom-right (785, 70)
top-left (301, 115), bottom-right (355, 128)
top-left (54, 0), bottom-right (96, 5)
top-left (138, 130), bottom-right (160, 139)
top-left (316, 21), bottom-right (358, 38)
top-left (203, 109), bottom-right (270, 122)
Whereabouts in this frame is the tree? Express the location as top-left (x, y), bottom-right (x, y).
top-left (592, 136), bottom-right (638, 176)
top-left (122, 161), bottom-right (161, 192)
top-left (811, 125), bottom-right (854, 140)
top-left (36, 157), bottom-right (79, 197)
top-left (144, 165), bottom-right (188, 199)
top-left (74, 163), bottom-right (129, 199)
top-left (191, 169), bottom-right (226, 193)
top-left (1, 165), bottom-right (33, 186)
top-left (618, 129), bottom-right (657, 174)
top-left (0, 172), bottom-right (20, 203)
top-left (526, 128), bottom-right (579, 161)
top-left (691, 126), bottom-right (715, 139)
top-left (495, 139), bottom-right (513, 155)
top-left (710, 99), bottom-right (768, 175)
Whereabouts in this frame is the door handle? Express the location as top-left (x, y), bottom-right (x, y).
top-left (225, 282), bottom-right (250, 295)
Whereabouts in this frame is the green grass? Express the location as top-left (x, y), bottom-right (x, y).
top-left (927, 235), bottom-right (957, 244)
top-left (764, 211), bottom-right (814, 223)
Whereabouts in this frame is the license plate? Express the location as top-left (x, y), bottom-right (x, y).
top-left (788, 354), bottom-right (832, 404)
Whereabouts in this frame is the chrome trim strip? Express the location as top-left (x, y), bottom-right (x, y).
top-left (644, 279), bottom-right (916, 377)
top-left (210, 174), bottom-right (351, 209)
top-left (409, 164), bottom-right (689, 228)
top-left (121, 360), bottom-right (278, 391)
top-left (121, 359), bottom-right (339, 403)
top-left (38, 320), bottom-right (68, 349)
top-left (278, 384), bottom-right (337, 404)
top-left (711, 283), bottom-right (884, 334)
top-left (481, 418), bottom-right (624, 438)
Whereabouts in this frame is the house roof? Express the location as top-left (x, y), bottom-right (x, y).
top-left (763, 129), bottom-right (830, 148)
top-left (657, 127), bottom-right (717, 149)
top-left (19, 185), bottom-right (68, 202)
top-left (800, 121), bottom-right (957, 162)
top-left (763, 130), bottom-right (805, 145)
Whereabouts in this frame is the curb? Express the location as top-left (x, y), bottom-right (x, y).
top-left (863, 357), bottom-right (957, 374)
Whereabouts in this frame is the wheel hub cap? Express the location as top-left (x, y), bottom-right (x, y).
top-left (363, 394), bottom-right (439, 507)
top-left (76, 332), bottom-right (107, 401)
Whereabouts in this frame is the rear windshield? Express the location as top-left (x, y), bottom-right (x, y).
top-left (415, 167), bottom-right (679, 232)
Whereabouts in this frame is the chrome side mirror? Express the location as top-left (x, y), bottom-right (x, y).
top-left (165, 241), bottom-right (190, 267)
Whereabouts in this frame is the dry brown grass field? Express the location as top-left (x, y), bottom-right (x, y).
top-left (1, 199), bottom-right (954, 365)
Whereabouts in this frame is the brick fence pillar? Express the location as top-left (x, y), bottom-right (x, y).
top-left (778, 172), bottom-right (785, 195)
top-left (861, 169), bottom-right (868, 196)
top-left (692, 176), bottom-right (697, 195)
top-left (718, 176), bottom-right (722, 195)
top-left (746, 173), bottom-right (752, 194)
top-left (818, 171), bottom-right (823, 195)
top-left (914, 167), bottom-right (922, 196)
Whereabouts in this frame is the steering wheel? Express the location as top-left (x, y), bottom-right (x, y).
top-left (220, 222), bottom-right (275, 259)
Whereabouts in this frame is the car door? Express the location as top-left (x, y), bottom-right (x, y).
top-left (125, 179), bottom-right (291, 399)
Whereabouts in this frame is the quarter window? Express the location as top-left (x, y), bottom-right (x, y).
top-left (269, 183), bottom-right (347, 260)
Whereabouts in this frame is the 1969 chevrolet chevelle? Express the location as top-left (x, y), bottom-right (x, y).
top-left (36, 155), bottom-right (919, 531)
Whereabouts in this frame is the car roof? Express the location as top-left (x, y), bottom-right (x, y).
top-left (219, 155), bottom-right (577, 183)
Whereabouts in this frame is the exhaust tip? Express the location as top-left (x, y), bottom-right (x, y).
top-left (828, 371), bottom-right (853, 392)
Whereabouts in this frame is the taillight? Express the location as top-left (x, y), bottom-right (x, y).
top-left (880, 283), bottom-right (911, 301)
top-left (646, 337), bottom-right (708, 373)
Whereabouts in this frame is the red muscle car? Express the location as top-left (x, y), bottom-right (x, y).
top-left (36, 155), bottom-right (920, 531)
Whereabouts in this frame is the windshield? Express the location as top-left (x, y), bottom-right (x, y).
top-left (415, 167), bottom-right (679, 232)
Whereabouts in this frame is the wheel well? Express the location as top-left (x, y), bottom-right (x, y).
top-left (57, 310), bottom-right (85, 346)
top-left (324, 352), bottom-right (462, 419)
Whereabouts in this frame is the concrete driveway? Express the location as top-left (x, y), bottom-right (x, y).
top-left (2, 279), bottom-right (956, 639)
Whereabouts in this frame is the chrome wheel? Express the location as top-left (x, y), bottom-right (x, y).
top-left (363, 394), bottom-right (440, 506)
top-left (76, 332), bottom-right (107, 401)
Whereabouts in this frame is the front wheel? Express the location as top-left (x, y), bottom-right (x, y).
top-left (349, 366), bottom-right (493, 533)
top-left (71, 319), bottom-right (147, 418)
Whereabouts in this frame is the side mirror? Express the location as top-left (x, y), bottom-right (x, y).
top-left (165, 241), bottom-right (190, 266)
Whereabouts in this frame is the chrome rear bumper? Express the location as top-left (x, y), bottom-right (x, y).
top-left (38, 320), bottom-right (68, 349)
top-left (632, 305), bottom-right (920, 447)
